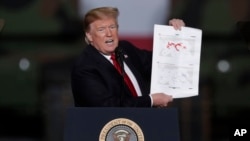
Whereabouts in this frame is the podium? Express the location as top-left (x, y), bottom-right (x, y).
top-left (64, 107), bottom-right (180, 141)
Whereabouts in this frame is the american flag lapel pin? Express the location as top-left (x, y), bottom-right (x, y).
top-left (124, 54), bottom-right (128, 59)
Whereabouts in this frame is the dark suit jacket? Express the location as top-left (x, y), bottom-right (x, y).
top-left (71, 40), bottom-right (153, 107)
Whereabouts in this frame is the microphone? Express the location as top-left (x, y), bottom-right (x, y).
top-left (115, 46), bottom-right (125, 76)
top-left (115, 46), bottom-right (125, 107)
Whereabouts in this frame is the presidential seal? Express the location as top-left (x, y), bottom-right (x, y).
top-left (99, 118), bottom-right (144, 141)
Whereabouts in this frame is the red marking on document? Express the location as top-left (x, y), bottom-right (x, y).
top-left (166, 42), bottom-right (186, 51)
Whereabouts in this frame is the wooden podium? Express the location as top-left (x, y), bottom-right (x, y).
top-left (64, 107), bottom-right (180, 141)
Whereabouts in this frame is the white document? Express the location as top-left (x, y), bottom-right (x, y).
top-left (150, 25), bottom-right (202, 98)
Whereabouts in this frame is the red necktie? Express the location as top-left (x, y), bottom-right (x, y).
top-left (111, 53), bottom-right (138, 97)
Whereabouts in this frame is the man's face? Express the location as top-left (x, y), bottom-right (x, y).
top-left (86, 18), bottom-right (119, 55)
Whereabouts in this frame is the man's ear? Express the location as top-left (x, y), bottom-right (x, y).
top-left (85, 32), bottom-right (93, 42)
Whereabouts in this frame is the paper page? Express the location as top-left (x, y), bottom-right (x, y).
top-left (150, 25), bottom-right (202, 98)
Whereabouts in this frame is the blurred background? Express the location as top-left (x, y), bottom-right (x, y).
top-left (0, 0), bottom-right (249, 141)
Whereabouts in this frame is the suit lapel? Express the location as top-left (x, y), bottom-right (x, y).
top-left (121, 47), bottom-right (149, 96)
top-left (85, 45), bottom-right (122, 77)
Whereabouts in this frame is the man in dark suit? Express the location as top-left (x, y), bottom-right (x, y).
top-left (71, 7), bottom-right (185, 107)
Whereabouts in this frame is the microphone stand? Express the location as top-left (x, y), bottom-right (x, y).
top-left (115, 47), bottom-right (125, 107)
